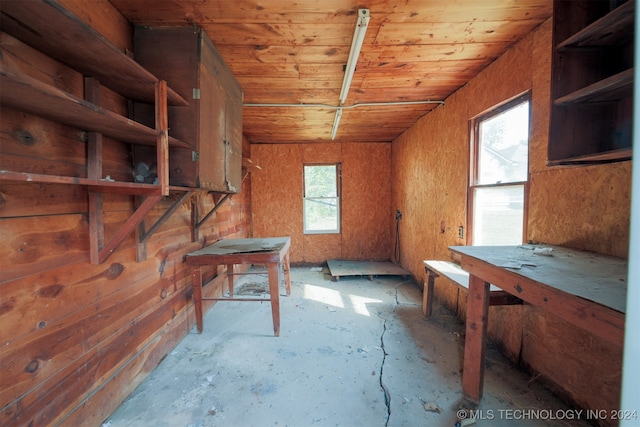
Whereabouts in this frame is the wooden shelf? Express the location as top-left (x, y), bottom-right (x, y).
top-left (0, 170), bottom-right (165, 195)
top-left (0, 0), bottom-right (188, 107)
top-left (554, 68), bottom-right (634, 105)
top-left (547, 147), bottom-right (632, 165)
top-left (548, 0), bottom-right (634, 166)
top-left (557, 0), bottom-right (635, 49)
top-left (0, 67), bottom-right (189, 148)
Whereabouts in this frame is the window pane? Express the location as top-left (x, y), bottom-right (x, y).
top-left (473, 185), bottom-right (524, 245)
top-left (477, 101), bottom-right (529, 185)
top-left (304, 198), bottom-right (339, 232)
top-left (304, 165), bottom-right (337, 197)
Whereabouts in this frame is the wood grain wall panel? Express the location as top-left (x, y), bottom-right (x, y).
top-left (0, 3), bottom-right (252, 425)
top-left (252, 142), bottom-right (390, 263)
top-left (391, 17), bottom-right (627, 419)
top-left (341, 143), bottom-right (391, 260)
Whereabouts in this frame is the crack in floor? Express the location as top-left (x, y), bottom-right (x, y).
top-left (379, 318), bottom-right (391, 426)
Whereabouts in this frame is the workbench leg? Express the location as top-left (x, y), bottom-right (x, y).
top-left (422, 268), bottom-right (436, 318)
top-left (192, 266), bottom-right (204, 334)
top-left (268, 262), bottom-right (281, 337)
top-left (227, 263), bottom-right (234, 297)
top-left (283, 251), bottom-right (291, 296)
top-left (462, 274), bottom-right (490, 404)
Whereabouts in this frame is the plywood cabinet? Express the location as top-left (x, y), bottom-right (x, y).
top-left (133, 26), bottom-right (243, 193)
top-left (548, 0), bottom-right (634, 165)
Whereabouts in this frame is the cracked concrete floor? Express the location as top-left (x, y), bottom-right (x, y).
top-left (104, 267), bottom-right (590, 427)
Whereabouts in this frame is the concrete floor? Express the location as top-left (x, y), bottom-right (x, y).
top-left (104, 267), bottom-right (591, 427)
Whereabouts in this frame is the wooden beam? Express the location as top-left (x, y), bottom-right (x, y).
top-left (155, 80), bottom-right (169, 196)
top-left (85, 77), bottom-right (104, 265)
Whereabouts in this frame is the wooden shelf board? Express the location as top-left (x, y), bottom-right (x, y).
top-left (0, 0), bottom-right (188, 107)
top-left (557, 0), bottom-right (635, 49)
top-left (547, 147), bottom-right (632, 165)
top-left (0, 170), bottom-right (164, 195)
top-left (554, 68), bottom-right (633, 105)
top-left (0, 67), bottom-right (189, 148)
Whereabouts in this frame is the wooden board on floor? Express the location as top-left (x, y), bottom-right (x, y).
top-left (327, 260), bottom-right (410, 281)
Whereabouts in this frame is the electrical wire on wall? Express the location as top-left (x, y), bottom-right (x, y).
top-left (394, 210), bottom-right (402, 263)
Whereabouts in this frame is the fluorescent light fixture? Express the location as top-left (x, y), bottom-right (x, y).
top-left (339, 9), bottom-right (370, 105)
top-left (331, 8), bottom-right (370, 140)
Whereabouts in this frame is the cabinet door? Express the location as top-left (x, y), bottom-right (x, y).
top-left (198, 32), bottom-right (243, 192)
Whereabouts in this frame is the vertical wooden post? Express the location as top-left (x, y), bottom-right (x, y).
top-left (227, 264), bottom-right (235, 297)
top-left (135, 196), bottom-right (147, 262)
top-left (462, 274), bottom-right (490, 404)
top-left (85, 77), bottom-right (104, 265)
top-left (422, 268), bottom-right (436, 318)
top-left (192, 266), bottom-right (204, 333)
top-left (268, 262), bottom-right (281, 337)
top-left (155, 80), bottom-right (169, 196)
top-left (283, 250), bottom-right (291, 296)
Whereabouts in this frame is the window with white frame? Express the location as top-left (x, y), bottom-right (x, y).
top-left (303, 164), bottom-right (341, 234)
top-left (469, 93), bottom-right (530, 245)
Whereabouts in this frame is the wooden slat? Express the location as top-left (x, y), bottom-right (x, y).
top-left (0, 0), bottom-right (188, 106)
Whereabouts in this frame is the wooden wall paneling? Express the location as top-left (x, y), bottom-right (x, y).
top-left (0, 214), bottom-right (90, 283)
top-left (0, 1), bottom-right (253, 424)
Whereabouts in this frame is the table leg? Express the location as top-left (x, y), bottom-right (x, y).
top-left (422, 268), bottom-right (436, 318)
top-left (283, 251), bottom-right (291, 296)
top-left (268, 262), bottom-right (281, 337)
top-left (462, 274), bottom-right (490, 404)
top-left (227, 263), bottom-right (234, 297)
top-left (191, 266), bottom-right (204, 334)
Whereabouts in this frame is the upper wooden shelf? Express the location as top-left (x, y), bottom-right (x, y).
top-left (557, 0), bottom-right (635, 49)
top-left (547, 147), bottom-right (632, 165)
top-left (0, 67), bottom-right (189, 148)
top-left (0, 0), bottom-right (188, 107)
top-left (554, 68), bottom-right (633, 105)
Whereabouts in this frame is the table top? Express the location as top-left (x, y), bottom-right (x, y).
top-left (449, 244), bottom-right (628, 313)
top-left (185, 237), bottom-right (291, 266)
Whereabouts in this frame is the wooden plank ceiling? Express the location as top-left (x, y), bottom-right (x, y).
top-left (110, 0), bottom-right (552, 144)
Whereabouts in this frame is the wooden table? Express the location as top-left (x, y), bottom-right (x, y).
top-left (185, 237), bottom-right (291, 336)
top-left (449, 244), bottom-right (627, 405)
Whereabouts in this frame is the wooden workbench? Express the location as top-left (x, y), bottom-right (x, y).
top-left (448, 244), bottom-right (627, 405)
top-left (185, 237), bottom-right (291, 336)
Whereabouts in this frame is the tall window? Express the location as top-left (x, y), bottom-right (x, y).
top-left (469, 94), bottom-right (529, 245)
top-left (303, 164), bottom-right (341, 234)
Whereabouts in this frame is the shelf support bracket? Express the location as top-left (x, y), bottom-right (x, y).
top-left (135, 191), bottom-right (194, 262)
top-left (93, 195), bottom-right (162, 264)
top-left (191, 192), bottom-right (233, 241)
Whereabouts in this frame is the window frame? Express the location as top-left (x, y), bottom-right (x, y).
top-left (467, 92), bottom-right (531, 246)
top-left (303, 163), bottom-right (342, 235)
